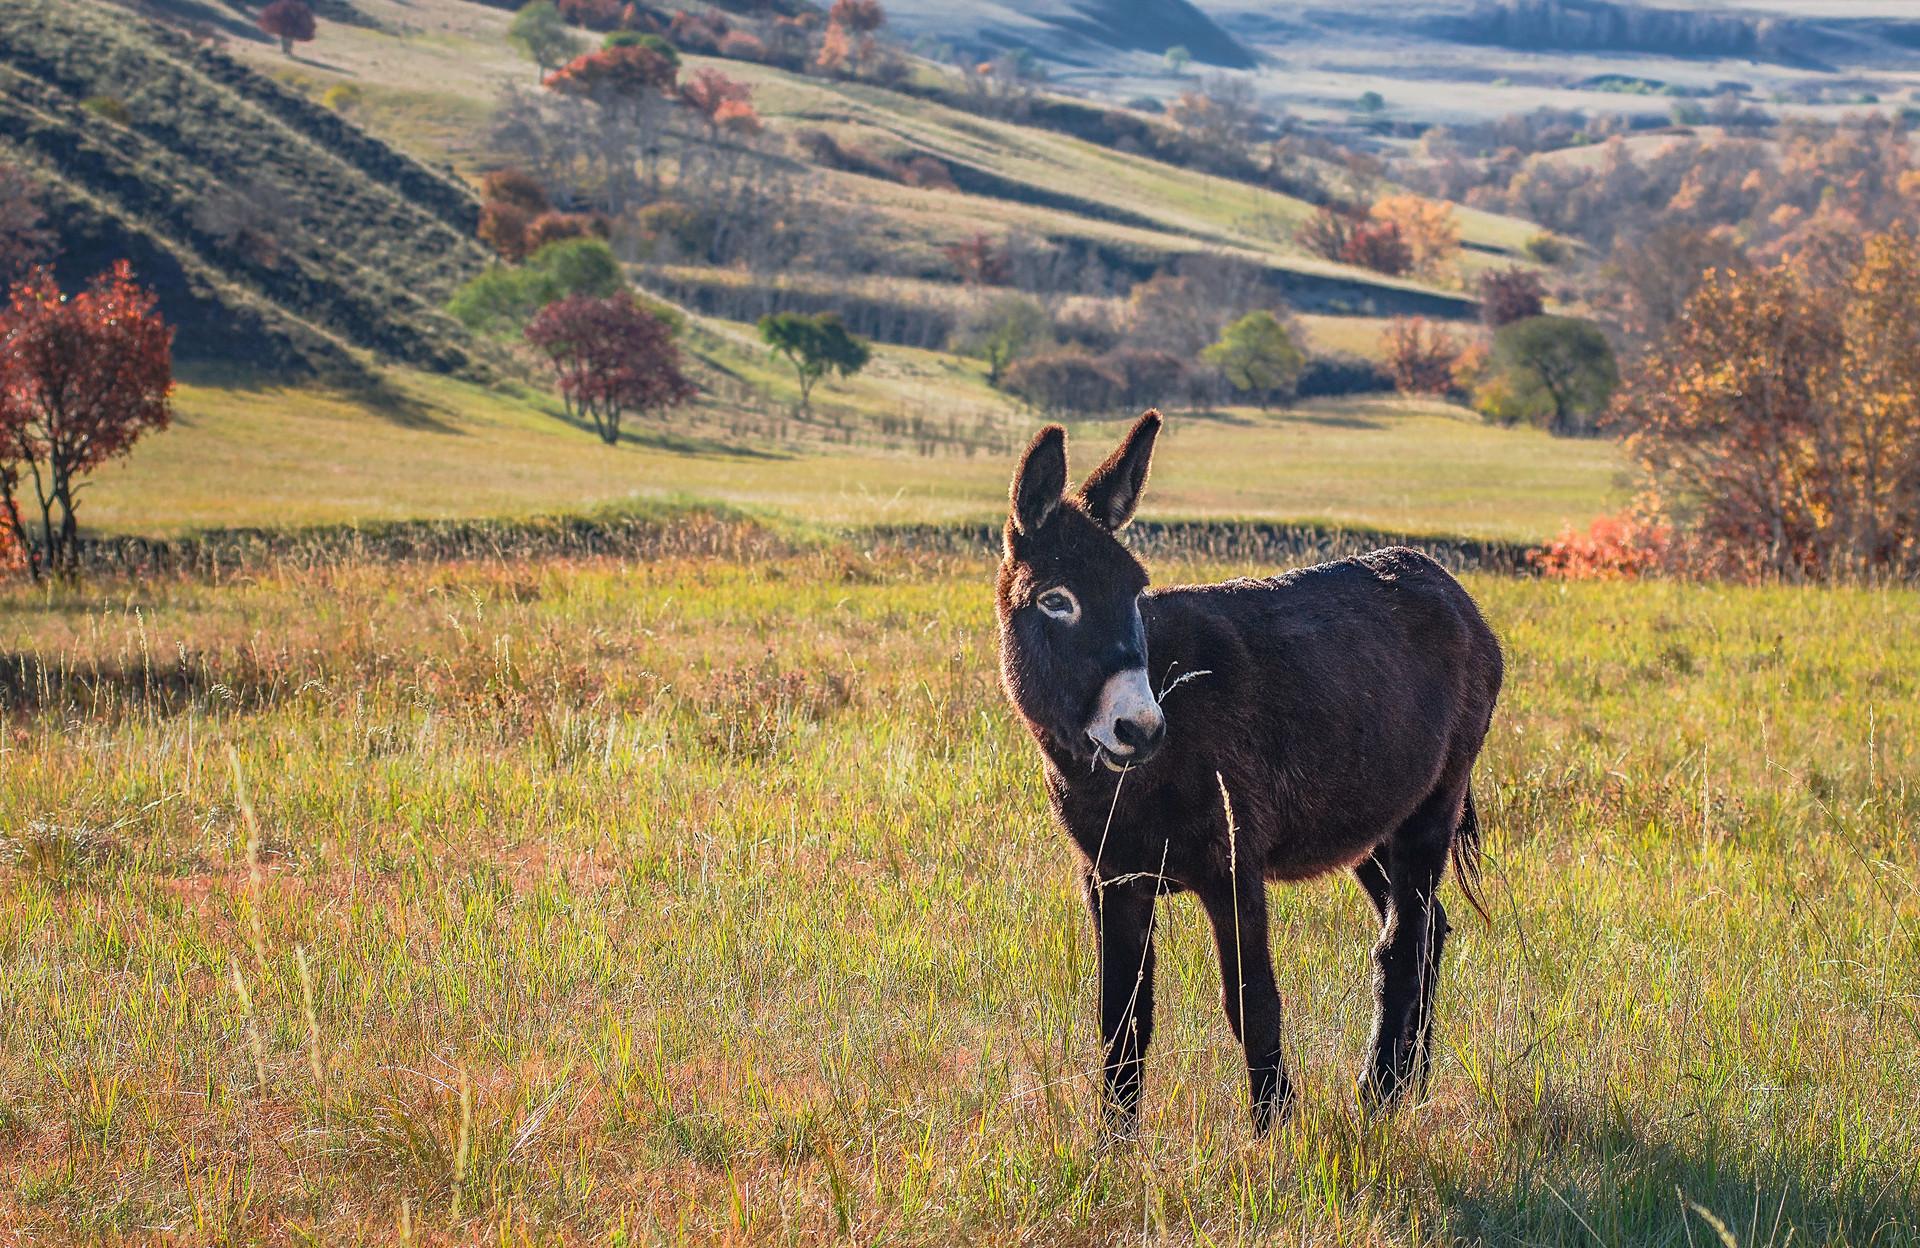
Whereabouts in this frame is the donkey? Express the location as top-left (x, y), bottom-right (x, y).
top-left (995, 410), bottom-right (1503, 1135)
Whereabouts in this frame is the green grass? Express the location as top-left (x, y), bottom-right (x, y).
top-left (2, 543), bottom-right (1915, 1243)
top-left (84, 365), bottom-right (1622, 541)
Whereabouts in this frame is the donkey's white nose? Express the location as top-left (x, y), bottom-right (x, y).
top-left (1088, 668), bottom-right (1164, 764)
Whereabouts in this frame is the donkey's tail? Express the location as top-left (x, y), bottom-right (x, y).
top-left (1450, 785), bottom-right (1490, 923)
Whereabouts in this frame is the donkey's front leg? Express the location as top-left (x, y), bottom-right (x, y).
top-left (1087, 871), bottom-right (1157, 1140)
top-left (1197, 872), bottom-right (1293, 1133)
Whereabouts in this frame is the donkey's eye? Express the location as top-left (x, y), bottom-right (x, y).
top-left (1037, 587), bottom-right (1080, 623)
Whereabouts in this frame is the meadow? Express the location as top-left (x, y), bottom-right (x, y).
top-left (2, 530), bottom-right (1916, 1244)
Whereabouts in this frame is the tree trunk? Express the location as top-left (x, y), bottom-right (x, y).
top-left (281, 35), bottom-right (293, 55)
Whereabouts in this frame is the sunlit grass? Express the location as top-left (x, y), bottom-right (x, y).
top-left (2, 543), bottom-right (1915, 1243)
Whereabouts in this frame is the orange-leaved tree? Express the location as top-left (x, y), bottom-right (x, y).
top-left (0, 263), bottom-right (174, 579)
top-left (1613, 227), bottom-right (1920, 579)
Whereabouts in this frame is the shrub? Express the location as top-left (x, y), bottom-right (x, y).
top-left (82, 95), bottom-right (132, 125)
top-left (1531, 511), bottom-right (1670, 581)
top-left (321, 83), bottom-right (363, 114)
top-left (1523, 233), bottom-right (1571, 266)
top-left (483, 169), bottom-right (551, 215)
top-left (667, 10), bottom-right (728, 54)
top-left (1105, 348), bottom-right (1191, 409)
top-left (479, 200), bottom-right (536, 261)
top-left (1382, 318), bottom-right (1463, 394)
top-left (1002, 352), bottom-right (1123, 417)
top-left (632, 199), bottom-right (714, 259)
top-left (1341, 219), bottom-right (1414, 276)
top-left (1478, 265), bottom-right (1547, 327)
top-left (525, 211), bottom-right (609, 250)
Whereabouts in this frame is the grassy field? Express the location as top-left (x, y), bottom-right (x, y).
top-left (82, 366), bottom-right (1623, 541)
top-left (1, 538), bottom-right (1915, 1244)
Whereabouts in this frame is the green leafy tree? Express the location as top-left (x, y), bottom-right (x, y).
top-left (447, 238), bottom-right (626, 335)
top-left (1201, 311), bottom-right (1305, 406)
top-left (757, 312), bottom-right (871, 413)
top-left (952, 295), bottom-right (1050, 387)
top-left (1355, 90), bottom-right (1386, 114)
top-left (507, 1), bottom-right (583, 78)
top-left (1163, 45), bottom-right (1190, 76)
top-left (1481, 315), bottom-right (1618, 435)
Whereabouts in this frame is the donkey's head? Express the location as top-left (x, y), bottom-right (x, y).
top-left (997, 410), bottom-right (1165, 772)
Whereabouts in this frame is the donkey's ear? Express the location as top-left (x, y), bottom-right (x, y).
top-left (1010, 424), bottom-right (1068, 535)
top-left (1077, 409), bottom-right (1161, 531)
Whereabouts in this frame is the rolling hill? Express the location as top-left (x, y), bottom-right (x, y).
top-left (0, 0), bottom-right (489, 374)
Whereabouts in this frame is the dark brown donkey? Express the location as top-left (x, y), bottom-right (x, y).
top-left (995, 411), bottom-right (1503, 1135)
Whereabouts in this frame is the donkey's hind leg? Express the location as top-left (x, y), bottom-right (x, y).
top-left (1359, 787), bottom-right (1460, 1109)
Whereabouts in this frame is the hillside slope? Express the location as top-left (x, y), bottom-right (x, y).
top-left (0, 0), bottom-right (489, 374)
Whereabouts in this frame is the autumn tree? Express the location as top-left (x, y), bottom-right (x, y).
top-left (1381, 317), bottom-right (1463, 395)
top-left (1370, 194), bottom-right (1459, 273)
top-left (507, 1), bottom-right (583, 79)
top-left (0, 263), bottom-right (174, 579)
top-left (1481, 315), bottom-right (1617, 435)
top-left (1614, 230), bottom-right (1920, 579)
top-left (1201, 310), bottom-right (1304, 405)
top-left (757, 312), bottom-right (870, 413)
top-left (1477, 265), bottom-right (1546, 327)
top-left (1341, 219), bottom-right (1413, 276)
top-left (943, 232), bottom-right (1011, 285)
top-left (524, 293), bottom-right (695, 444)
top-left (257, 0), bottom-right (316, 56)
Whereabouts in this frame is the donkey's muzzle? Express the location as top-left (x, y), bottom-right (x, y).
top-left (1088, 667), bottom-right (1166, 769)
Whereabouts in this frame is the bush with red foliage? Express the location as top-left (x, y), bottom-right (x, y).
top-left (1381, 317), bottom-right (1463, 394)
top-left (483, 169), bottom-right (551, 214)
top-left (0, 262), bottom-right (174, 578)
top-left (257, 0), bottom-right (316, 54)
top-left (1341, 219), bottom-right (1413, 276)
top-left (1531, 511), bottom-right (1672, 581)
top-left (524, 293), bottom-right (696, 445)
top-left (1479, 265), bottom-right (1547, 327)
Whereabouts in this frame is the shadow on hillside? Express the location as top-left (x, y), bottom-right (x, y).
top-left (1273, 407), bottom-right (1391, 431)
top-left (1424, 1095), bottom-right (1918, 1245)
top-left (0, 651), bottom-right (285, 718)
top-left (338, 375), bottom-right (464, 434)
top-left (545, 410), bottom-right (792, 460)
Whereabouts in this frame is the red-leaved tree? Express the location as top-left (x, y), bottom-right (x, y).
top-left (257, 0), bottom-right (317, 56)
top-left (0, 263), bottom-right (174, 578)
top-left (524, 294), bottom-right (695, 444)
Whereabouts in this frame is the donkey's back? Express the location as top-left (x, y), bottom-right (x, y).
top-left (1143, 546), bottom-right (1503, 881)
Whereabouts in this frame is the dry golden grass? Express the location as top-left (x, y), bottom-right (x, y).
top-left (1, 541), bottom-right (1916, 1243)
